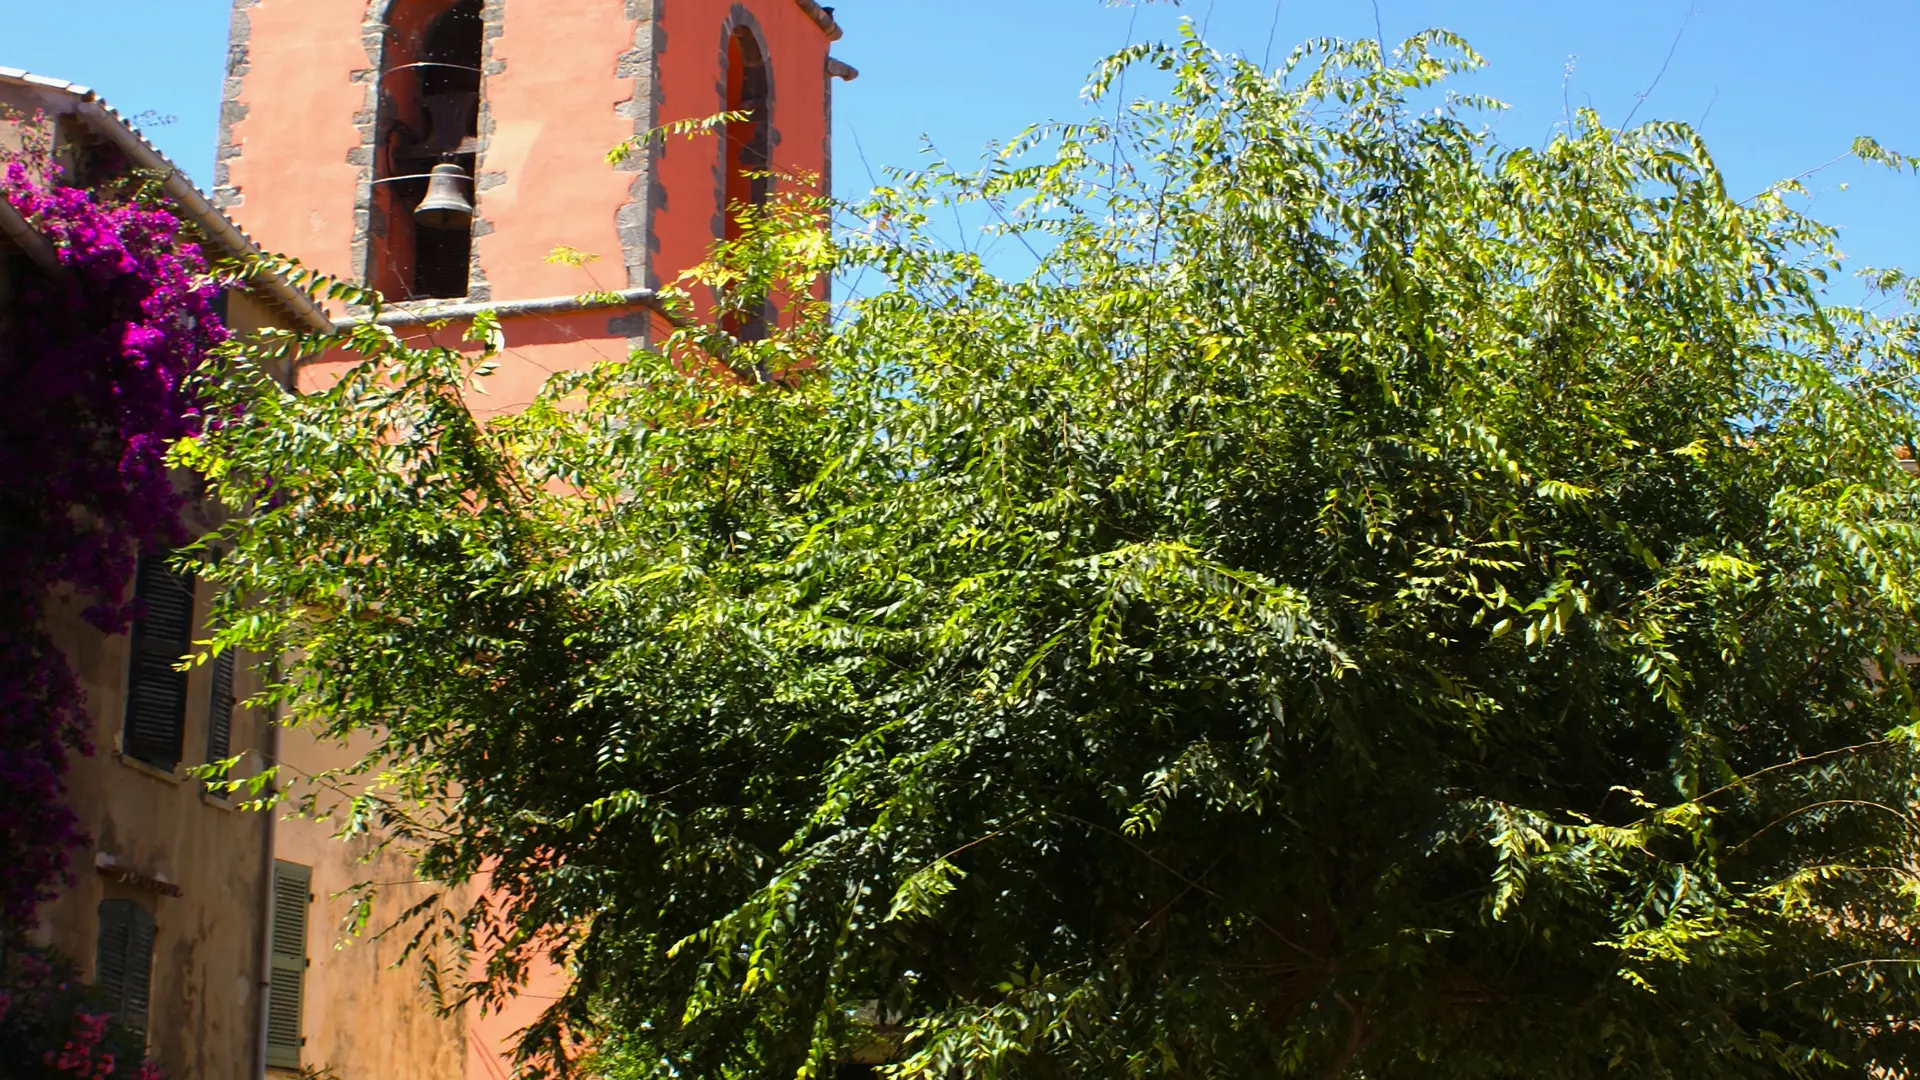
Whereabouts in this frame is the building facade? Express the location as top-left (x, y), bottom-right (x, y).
top-left (217, 0), bottom-right (848, 393)
top-left (2, 67), bottom-right (330, 1080)
top-left (210, 2), bottom-right (852, 1077)
top-left (9, 0), bottom-right (849, 1071)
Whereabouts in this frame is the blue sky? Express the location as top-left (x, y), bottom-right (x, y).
top-left (3, 0), bottom-right (1916, 288)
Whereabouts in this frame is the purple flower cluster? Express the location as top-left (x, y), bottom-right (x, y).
top-left (0, 160), bottom-right (227, 929)
top-left (0, 947), bottom-right (163, 1078)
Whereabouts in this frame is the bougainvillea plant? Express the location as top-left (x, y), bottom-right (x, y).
top-left (0, 945), bottom-right (164, 1080)
top-left (0, 139), bottom-right (227, 930)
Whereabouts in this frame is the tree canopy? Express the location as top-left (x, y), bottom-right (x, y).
top-left (190, 30), bottom-right (1920, 1079)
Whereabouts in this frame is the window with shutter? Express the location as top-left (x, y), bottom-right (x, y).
top-left (204, 648), bottom-right (236, 788)
top-left (265, 861), bottom-right (311, 1070)
top-left (94, 899), bottom-right (156, 1037)
top-left (94, 900), bottom-right (130, 1008)
top-left (123, 559), bottom-right (196, 772)
top-left (123, 907), bottom-right (155, 1037)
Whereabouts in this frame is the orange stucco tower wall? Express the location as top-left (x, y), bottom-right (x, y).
top-left (217, 0), bottom-right (844, 408)
top-left (214, 1), bottom-right (847, 1076)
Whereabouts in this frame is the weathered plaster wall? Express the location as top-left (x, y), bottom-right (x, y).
top-left (1, 99), bottom-right (305, 1080)
top-left (33, 581), bottom-right (273, 1080)
top-left (268, 729), bottom-right (473, 1080)
top-left (0, 82), bottom-right (110, 182)
top-left (217, 0), bottom-right (370, 294)
top-left (223, 287), bottom-right (284, 337)
top-left (471, 0), bottom-right (643, 302)
top-left (651, 0), bottom-right (833, 300)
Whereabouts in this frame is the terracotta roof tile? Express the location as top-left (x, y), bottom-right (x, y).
top-left (0, 66), bottom-right (331, 331)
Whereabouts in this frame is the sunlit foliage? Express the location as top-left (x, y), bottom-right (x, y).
top-left (191, 30), bottom-right (1920, 1079)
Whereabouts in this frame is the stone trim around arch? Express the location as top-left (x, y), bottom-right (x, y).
top-left (213, 0), bottom-right (258, 213)
top-left (345, 0), bottom-right (504, 308)
top-left (713, 5), bottom-right (777, 246)
top-left (617, 0), bottom-right (663, 294)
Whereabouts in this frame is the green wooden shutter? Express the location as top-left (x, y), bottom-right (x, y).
top-left (265, 861), bottom-right (311, 1069)
top-left (123, 906), bottom-right (155, 1036)
top-left (124, 559), bottom-right (195, 771)
top-left (94, 899), bottom-right (155, 1035)
top-left (205, 648), bottom-right (236, 775)
top-left (95, 900), bottom-right (131, 1008)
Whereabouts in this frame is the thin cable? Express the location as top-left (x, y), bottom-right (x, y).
top-left (1263, 0), bottom-right (1284, 69)
top-left (851, 127), bottom-right (881, 192)
top-left (1622, 6), bottom-right (1697, 128)
top-left (1111, 1), bottom-right (1142, 184)
top-left (835, 128), bottom-right (882, 324)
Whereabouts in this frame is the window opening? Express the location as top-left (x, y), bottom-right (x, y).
top-left (94, 899), bottom-right (155, 1038)
top-left (722, 27), bottom-right (771, 341)
top-left (265, 861), bottom-right (312, 1070)
top-left (123, 557), bottom-right (195, 772)
top-left (52, 116), bottom-right (127, 190)
top-left (204, 647), bottom-right (236, 789)
top-left (373, 0), bottom-right (482, 300)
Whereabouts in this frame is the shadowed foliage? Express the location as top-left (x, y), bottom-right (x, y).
top-left (189, 28), bottom-right (1920, 1079)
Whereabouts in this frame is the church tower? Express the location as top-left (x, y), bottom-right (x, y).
top-left (211, 3), bottom-right (850, 1077)
top-left (217, 0), bottom-right (849, 404)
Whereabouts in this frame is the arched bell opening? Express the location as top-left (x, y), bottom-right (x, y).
top-left (371, 0), bottom-right (483, 300)
top-left (722, 25), bottom-right (771, 340)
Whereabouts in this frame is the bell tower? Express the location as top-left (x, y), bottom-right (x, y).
top-left (211, 3), bottom-right (850, 1077)
top-left (216, 0), bottom-right (850, 401)
top-left (367, 0), bottom-right (486, 301)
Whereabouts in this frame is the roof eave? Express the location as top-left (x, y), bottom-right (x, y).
top-left (0, 67), bottom-right (333, 334)
top-left (792, 0), bottom-right (844, 41)
top-left (72, 101), bottom-right (334, 334)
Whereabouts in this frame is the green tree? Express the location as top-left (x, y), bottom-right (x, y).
top-left (189, 30), bottom-right (1920, 1079)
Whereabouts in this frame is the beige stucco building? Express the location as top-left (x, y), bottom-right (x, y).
top-left (2, 68), bottom-right (331, 1080)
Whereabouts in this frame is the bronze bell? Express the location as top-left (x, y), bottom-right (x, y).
top-left (413, 162), bottom-right (474, 231)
